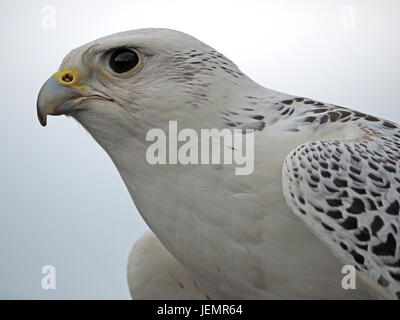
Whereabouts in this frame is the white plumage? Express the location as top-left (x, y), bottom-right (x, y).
top-left (128, 230), bottom-right (211, 299)
top-left (37, 29), bottom-right (399, 299)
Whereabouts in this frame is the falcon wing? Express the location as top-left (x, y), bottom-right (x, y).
top-left (282, 106), bottom-right (400, 300)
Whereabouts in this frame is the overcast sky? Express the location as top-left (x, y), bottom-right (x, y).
top-left (0, 0), bottom-right (399, 299)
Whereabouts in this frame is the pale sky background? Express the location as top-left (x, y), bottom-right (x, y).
top-left (0, 0), bottom-right (399, 299)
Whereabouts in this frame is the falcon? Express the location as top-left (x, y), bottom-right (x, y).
top-left (37, 28), bottom-right (400, 299)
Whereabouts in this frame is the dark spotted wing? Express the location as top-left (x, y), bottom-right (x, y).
top-left (283, 134), bottom-right (400, 299)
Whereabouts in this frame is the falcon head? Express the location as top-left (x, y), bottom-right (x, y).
top-left (37, 29), bottom-right (252, 143)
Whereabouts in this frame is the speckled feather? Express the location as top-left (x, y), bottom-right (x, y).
top-left (279, 99), bottom-right (400, 299)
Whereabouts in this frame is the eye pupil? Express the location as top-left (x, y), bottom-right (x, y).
top-left (109, 48), bottom-right (139, 73)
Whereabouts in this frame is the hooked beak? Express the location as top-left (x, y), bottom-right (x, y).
top-left (37, 68), bottom-right (112, 126)
top-left (37, 76), bottom-right (81, 126)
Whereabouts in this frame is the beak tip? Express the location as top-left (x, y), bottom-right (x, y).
top-left (37, 106), bottom-right (47, 127)
top-left (39, 117), bottom-right (47, 127)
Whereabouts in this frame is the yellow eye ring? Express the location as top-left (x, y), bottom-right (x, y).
top-left (53, 68), bottom-right (81, 86)
top-left (53, 68), bottom-right (89, 91)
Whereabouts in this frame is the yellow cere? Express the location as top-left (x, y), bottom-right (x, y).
top-left (53, 68), bottom-right (90, 91)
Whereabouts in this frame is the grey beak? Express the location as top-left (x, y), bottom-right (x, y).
top-left (37, 76), bottom-right (81, 126)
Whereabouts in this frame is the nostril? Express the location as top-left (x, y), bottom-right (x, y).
top-left (62, 73), bottom-right (74, 83)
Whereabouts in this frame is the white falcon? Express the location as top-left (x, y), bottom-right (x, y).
top-left (37, 29), bottom-right (400, 299)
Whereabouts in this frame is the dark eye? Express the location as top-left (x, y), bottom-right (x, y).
top-left (109, 48), bottom-right (139, 73)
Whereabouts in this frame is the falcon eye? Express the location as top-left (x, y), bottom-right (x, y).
top-left (109, 48), bottom-right (139, 74)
